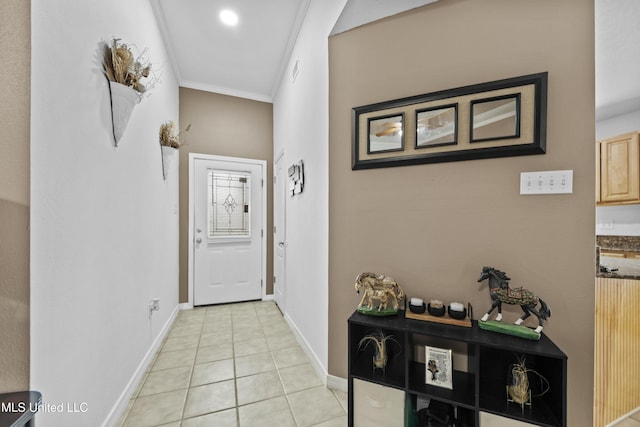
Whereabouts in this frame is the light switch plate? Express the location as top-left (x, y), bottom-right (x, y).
top-left (520, 170), bottom-right (573, 195)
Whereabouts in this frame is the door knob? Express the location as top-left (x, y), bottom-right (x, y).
top-left (196, 237), bottom-right (202, 244)
top-left (278, 242), bottom-right (285, 247)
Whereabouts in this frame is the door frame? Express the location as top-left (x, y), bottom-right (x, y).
top-left (274, 149), bottom-right (287, 313)
top-left (188, 153), bottom-right (267, 308)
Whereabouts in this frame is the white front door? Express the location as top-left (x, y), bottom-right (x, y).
top-left (274, 154), bottom-right (287, 311)
top-left (193, 156), bottom-right (264, 306)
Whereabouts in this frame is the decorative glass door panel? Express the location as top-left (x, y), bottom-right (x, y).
top-left (208, 170), bottom-right (251, 239)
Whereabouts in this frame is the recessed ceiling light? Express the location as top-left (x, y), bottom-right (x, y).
top-left (219, 9), bottom-right (239, 27)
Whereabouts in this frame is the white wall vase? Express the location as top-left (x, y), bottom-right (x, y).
top-left (108, 81), bottom-right (141, 146)
top-left (161, 145), bottom-right (177, 180)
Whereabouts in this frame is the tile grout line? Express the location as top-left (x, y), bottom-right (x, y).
top-left (122, 302), bottom-right (346, 427)
top-left (254, 301), bottom-right (299, 426)
top-left (232, 305), bottom-right (242, 427)
top-left (181, 309), bottom-right (205, 424)
top-left (269, 326), bottom-right (300, 427)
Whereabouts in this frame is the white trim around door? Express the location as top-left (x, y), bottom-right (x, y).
top-left (188, 153), bottom-right (268, 308)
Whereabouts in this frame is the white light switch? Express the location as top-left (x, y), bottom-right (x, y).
top-left (520, 170), bottom-right (573, 195)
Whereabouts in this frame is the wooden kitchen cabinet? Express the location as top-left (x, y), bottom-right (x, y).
top-left (597, 131), bottom-right (640, 205)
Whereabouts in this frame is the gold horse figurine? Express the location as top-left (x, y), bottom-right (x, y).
top-left (355, 272), bottom-right (405, 315)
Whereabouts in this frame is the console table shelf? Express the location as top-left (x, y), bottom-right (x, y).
top-left (348, 311), bottom-right (567, 427)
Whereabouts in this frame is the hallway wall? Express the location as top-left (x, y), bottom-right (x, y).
top-left (178, 88), bottom-right (274, 303)
top-left (0, 0), bottom-right (30, 393)
top-left (328, 1), bottom-right (595, 425)
top-left (273, 0), bottom-right (348, 376)
top-left (30, 0), bottom-right (180, 425)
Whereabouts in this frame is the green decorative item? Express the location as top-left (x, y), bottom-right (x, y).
top-left (356, 306), bottom-right (399, 316)
top-left (354, 272), bottom-right (405, 316)
top-left (478, 320), bottom-right (541, 340)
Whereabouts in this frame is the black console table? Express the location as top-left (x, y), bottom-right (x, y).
top-left (0, 391), bottom-right (42, 427)
top-left (348, 311), bottom-right (567, 427)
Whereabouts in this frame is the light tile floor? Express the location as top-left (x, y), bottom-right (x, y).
top-left (611, 410), bottom-right (640, 427)
top-left (117, 301), bottom-right (347, 427)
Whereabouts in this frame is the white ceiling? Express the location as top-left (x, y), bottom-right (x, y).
top-left (330, 0), bottom-right (438, 36)
top-left (152, 0), bottom-right (311, 102)
top-left (152, 0), bottom-right (640, 119)
top-left (151, 0), bottom-right (437, 102)
top-left (595, 0), bottom-right (640, 121)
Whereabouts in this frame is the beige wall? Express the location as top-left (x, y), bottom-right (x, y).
top-left (328, 1), bottom-right (595, 425)
top-left (179, 88), bottom-right (274, 302)
top-left (0, 0), bottom-right (30, 392)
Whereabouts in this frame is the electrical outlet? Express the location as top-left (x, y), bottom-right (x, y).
top-left (520, 170), bottom-right (573, 195)
top-left (599, 221), bottom-right (614, 230)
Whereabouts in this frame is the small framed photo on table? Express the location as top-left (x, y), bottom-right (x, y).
top-left (425, 346), bottom-right (453, 389)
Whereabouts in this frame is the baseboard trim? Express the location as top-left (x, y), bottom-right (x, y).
top-left (262, 294), bottom-right (274, 302)
top-left (102, 304), bottom-right (180, 427)
top-left (327, 374), bottom-right (348, 393)
top-left (284, 313), bottom-right (329, 386)
top-left (606, 407), bottom-right (640, 427)
top-left (282, 312), bottom-right (348, 393)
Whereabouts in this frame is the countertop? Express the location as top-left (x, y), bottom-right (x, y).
top-left (597, 235), bottom-right (640, 279)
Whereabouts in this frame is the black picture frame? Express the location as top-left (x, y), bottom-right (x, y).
top-left (367, 112), bottom-right (405, 154)
top-left (415, 103), bottom-right (458, 149)
top-left (470, 93), bottom-right (521, 143)
top-left (351, 72), bottom-right (547, 170)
